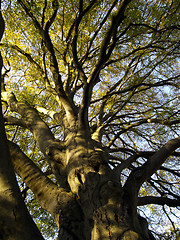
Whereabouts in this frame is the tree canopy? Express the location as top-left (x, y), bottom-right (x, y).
top-left (0, 0), bottom-right (180, 239)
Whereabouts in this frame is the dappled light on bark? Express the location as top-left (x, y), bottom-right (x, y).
top-left (0, 0), bottom-right (180, 239)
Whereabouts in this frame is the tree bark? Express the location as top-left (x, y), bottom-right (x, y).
top-left (59, 133), bottom-right (155, 239)
top-left (8, 133), bottom-right (155, 240)
top-left (1, 1), bottom-right (179, 239)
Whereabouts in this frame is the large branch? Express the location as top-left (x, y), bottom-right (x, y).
top-left (44, 0), bottom-right (59, 31)
top-left (17, 0), bottom-right (77, 124)
top-left (124, 137), bottom-right (180, 196)
top-left (78, 0), bottom-right (132, 133)
top-left (121, 137), bottom-right (180, 226)
top-left (36, 106), bottom-right (62, 121)
top-left (2, 92), bottom-right (55, 152)
top-left (1, 91), bottom-right (68, 187)
top-left (8, 141), bottom-right (80, 228)
top-left (147, 118), bottom-right (180, 126)
top-left (0, 3), bottom-right (4, 71)
top-left (70, 1), bottom-right (99, 134)
top-left (8, 141), bottom-right (61, 210)
top-left (137, 137), bottom-right (180, 187)
top-left (87, 0), bottom-right (132, 85)
top-left (97, 0), bottom-right (131, 66)
top-left (71, 0), bottom-right (97, 82)
top-left (81, 0), bottom-right (119, 64)
top-left (4, 115), bottom-right (28, 127)
top-left (138, 196), bottom-right (180, 207)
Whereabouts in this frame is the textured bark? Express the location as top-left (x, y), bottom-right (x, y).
top-left (7, 126), bottom-right (157, 240)
top-left (5, 97), bottom-right (178, 239)
top-left (8, 141), bottom-right (84, 232)
top-left (1, 91), bottom-right (69, 188)
top-left (8, 132), bottom-right (156, 239)
top-left (2, 0), bottom-right (179, 239)
top-left (56, 135), bottom-right (178, 239)
top-left (64, 140), bottom-right (153, 240)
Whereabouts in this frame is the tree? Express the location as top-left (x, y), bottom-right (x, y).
top-left (0, 0), bottom-right (180, 239)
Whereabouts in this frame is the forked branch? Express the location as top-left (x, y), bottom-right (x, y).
top-left (17, 0), bottom-right (77, 123)
top-left (79, 0), bottom-right (132, 133)
top-left (124, 137), bottom-right (180, 195)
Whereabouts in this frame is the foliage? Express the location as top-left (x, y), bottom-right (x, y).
top-left (0, 0), bottom-right (180, 239)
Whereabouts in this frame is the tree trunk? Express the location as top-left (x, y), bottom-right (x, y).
top-left (55, 133), bottom-right (155, 240)
top-left (1, 0), bottom-right (180, 239)
top-left (56, 170), bottom-right (153, 240)
top-left (8, 128), bottom-right (155, 240)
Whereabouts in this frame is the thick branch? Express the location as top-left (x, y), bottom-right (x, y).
top-left (97, 0), bottom-right (131, 65)
top-left (147, 118), bottom-right (180, 126)
top-left (36, 106), bottom-right (62, 121)
top-left (82, 0), bottom-right (119, 64)
top-left (0, 6), bottom-right (4, 71)
top-left (113, 154), bottom-right (139, 178)
top-left (17, 0), bottom-right (77, 124)
top-left (2, 91), bottom-right (68, 187)
top-left (44, 0), bottom-right (59, 31)
top-left (72, 0), bottom-right (96, 81)
top-left (138, 196), bottom-right (180, 207)
top-left (8, 141), bottom-right (79, 228)
top-left (137, 137), bottom-right (180, 186)
top-left (4, 115), bottom-right (27, 127)
top-left (17, 0), bottom-right (42, 30)
top-left (78, 0), bottom-right (132, 134)
top-left (88, 0), bottom-right (131, 85)
top-left (2, 91), bottom-right (55, 154)
top-left (122, 137), bottom-right (180, 221)
top-left (8, 141), bottom-right (61, 211)
top-left (125, 137), bottom-right (180, 194)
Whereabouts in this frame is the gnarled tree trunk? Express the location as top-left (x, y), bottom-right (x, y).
top-left (1, 0), bottom-right (180, 239)
top-left (5, 87), bottom-right (179, 239)
top-left (55, 130), bottom-right (154, 240)
top-left (9, 122), bottom-right (158, 240)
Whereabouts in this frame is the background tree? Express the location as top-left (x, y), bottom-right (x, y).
top-left (0, 0), bottom-right (180, 239)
